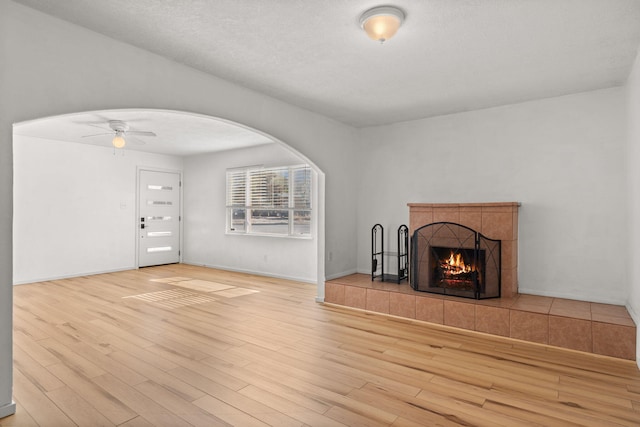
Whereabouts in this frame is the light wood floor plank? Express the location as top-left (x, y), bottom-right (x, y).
top-left (5, 264), bottom-right (640, 427)
top-left (213, 364), bottom-right (333, 414)
top-left (192, 395), bottom-right (271, 427)
top-left (45, 386), bottom-right (116, 427)
top-left (44, 362), bottom-right (138, 425)
top-left (0, 397), bottom-right (39, 427)
top-left (91, 374), bottom-right (193, 427)
top-left (11, 369), bottom-right (76, 427)
top-left (12, 346), bottom-right (65, 393)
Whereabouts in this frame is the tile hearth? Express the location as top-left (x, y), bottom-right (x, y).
top-left (325, 274), bottom-right (637, 361)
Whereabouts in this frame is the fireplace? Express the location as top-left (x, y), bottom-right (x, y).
top-left (408, 202), bottom-right (519, 298)
top-left (431, 246), bottom-right (484, 293)
top-left (412, 222), bottom-right (501, 299)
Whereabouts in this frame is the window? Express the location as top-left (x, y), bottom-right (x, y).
top-left (226, 165), bottom-right (312, 237)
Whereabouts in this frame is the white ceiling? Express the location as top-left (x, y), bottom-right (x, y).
top-left (13, 110), bottom-right (274, 156)
top-left (11, 0), bottom-right (640, 154)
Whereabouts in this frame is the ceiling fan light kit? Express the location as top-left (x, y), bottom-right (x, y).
top-left (112, 132), bottom-right (126, 148)
top-left (359, 5), bottom-right (405, 43)
top-left (81, 119), bottom-right (156, 151)
top-left (109, 121), bottom-right (129, 148)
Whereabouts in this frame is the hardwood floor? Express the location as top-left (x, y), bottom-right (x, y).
top-left (4, 264), bottom-right (640, 426)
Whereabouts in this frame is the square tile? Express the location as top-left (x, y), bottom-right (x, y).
top-left (549, 308), bottom-right (591, 321)
top-left (324, 282), bottom-right (345, 305)
top-left (475, 296), bottom-right (518, 309)
top-left (433, 208), bottom-right (460, 224)
top-left (475, 305), bottom-right (510, 337)
top-left (444, 300), bottom-right (475, 331)
top-left (390, 293), bottom-right (416, 319)
top-left (344, 285), bottom-right (367, 310)
top-left (549, 315), bottom-right (592, 353)
top-left (550, 299), bottom-right (591, 320)
top-left (591, 303), bottom-right (631, 318)
top-left (511, 294), bottom-right (552, 314)
top-left (591, 313), bottom-right (636, 327)
top-left (416, 296), bottom-right (444, 324)
top-left (510, 310), bottom-right (549, 344)
top-left (481, 212), bottom-right (514, 240)
top-left (551, 298), bottom-right (591, 312)
top-left (459, 208), bottom-right (482, 232)
top-left (590, 303), bottom-right (634, 326)
top-left (366, 289), bottom-right (390, 314)
top-left (592, 322), bottom-right (636, 360)
top-left (410, 211), bottom-right (433, 233)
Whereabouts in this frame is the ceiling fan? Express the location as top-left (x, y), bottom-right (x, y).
top-left (82, 120), bottom-right (156, 148)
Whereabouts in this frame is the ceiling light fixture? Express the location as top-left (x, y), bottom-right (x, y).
top-left (112, 131), bottom-right (126, 148)
top-left (359, 5), bottom-right (405, 43)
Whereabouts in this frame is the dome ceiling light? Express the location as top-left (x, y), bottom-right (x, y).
top-left (359, 6), bottom-right (406, 43)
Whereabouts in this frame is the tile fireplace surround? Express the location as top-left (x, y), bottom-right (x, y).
top-left (324, 202), bottom-right (637, 360)
top-left (409, 202), bottom-right (519, 299)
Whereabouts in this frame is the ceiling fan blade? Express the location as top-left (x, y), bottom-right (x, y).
top-left (127, 135), bottom-right (147, 145)
top-left (81, 132), bottom-right (112, 138)
top-left (72, 121), bottom-right (110, 131)
top-left (126, 131), bottom-right (156, 137)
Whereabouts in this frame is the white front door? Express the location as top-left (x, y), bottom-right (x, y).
top-left (138, 169), bottom-right (181, 267)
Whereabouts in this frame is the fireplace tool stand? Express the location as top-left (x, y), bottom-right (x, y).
top-left (371, 224), bottom-right (409, 284)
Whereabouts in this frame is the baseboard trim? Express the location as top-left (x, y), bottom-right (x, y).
top-left (325, 268), bottom-right (358, 281)
top-left (181, 262), bottom-right (316, 285)
top-left (13, 266), bottom-right (136, 286)
top-left (517, 287), bottom-right (626, 306)
top-left (0, 401), bottom-right (16, 419)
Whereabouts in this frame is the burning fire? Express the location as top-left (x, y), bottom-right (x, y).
top-left (442, 252), bottom-right (472, 275)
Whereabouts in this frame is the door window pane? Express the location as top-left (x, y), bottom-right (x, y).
top-left (147, 231), bottom-right (172, 237)
top-left (147, 246), bottom-right (172, 253)
top-left (148, 185), bottom-right (173, 190)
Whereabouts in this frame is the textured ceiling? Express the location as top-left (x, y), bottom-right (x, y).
top-left (12, 0), bottom-right (640, 128)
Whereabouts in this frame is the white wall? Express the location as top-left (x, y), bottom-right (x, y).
top-left (357, 88), bottom-right (627, 305)
top-left (183, 144), bottom-right (317, 283)
top-left (0, 1), bottom-right (359, 417)
top-left (12, 135), bottom-right (183, 284)
top-left (627, 48), bottom-right (640, 365)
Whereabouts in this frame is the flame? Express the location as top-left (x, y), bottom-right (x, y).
top-left (443, 251), bottom-right (472, 275)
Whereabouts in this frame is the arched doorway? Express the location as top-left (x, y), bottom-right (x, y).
top-left (12, 109), bottom-right (325, 291)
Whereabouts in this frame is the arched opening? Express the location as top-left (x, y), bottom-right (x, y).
top-left (12, 108), bottom-right (326, 294)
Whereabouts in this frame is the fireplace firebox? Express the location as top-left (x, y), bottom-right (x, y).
top-left (411, 222), bottom-right (501, 299)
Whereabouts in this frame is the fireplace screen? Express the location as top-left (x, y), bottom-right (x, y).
top-left (411, 222), bottom-right (501, 299)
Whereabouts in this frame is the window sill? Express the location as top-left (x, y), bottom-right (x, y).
top-left (225, 231), bottom-right (313, 240)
